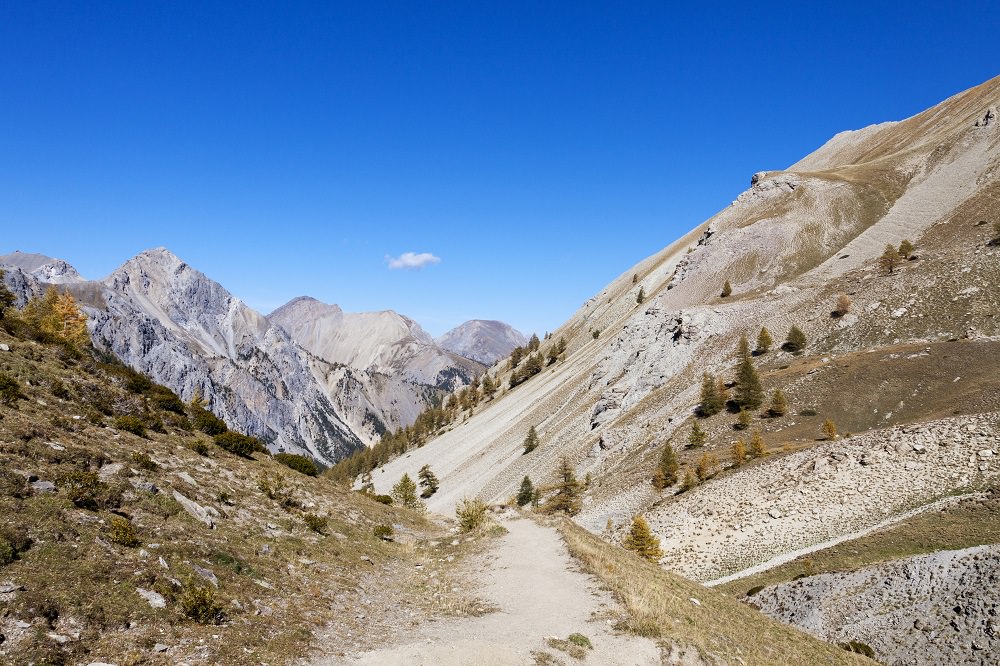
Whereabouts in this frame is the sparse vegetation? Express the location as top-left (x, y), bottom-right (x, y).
top-left (834, 293), bottom-right (852, 317)
top-left (652, 441), bottom-right (679, 489)
top-left (878, 243), bottom-right (901, 275)
top-left (721, 279), bottom-right (732, 297)
top-left (114, 415), bottom-right (147, 437)
top-left (214, 431), bottom-right (267, 458)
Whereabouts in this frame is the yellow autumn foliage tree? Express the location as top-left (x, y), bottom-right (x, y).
top-left (20, 286), bottom-right (89, 348)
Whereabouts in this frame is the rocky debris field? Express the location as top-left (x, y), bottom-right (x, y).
top-left (751, 544), bottom-right (1000, 666)
top-left (644, 413), bottom-right (1000, 582)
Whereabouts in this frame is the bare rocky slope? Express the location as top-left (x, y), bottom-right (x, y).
top-left (435, 319), bottom-right (527, 365)
top-left (369, 74), bottom-right (1000, 663)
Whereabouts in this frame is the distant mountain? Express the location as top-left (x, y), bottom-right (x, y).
top-left (268, 296), bottom-right (484, 441)
top-left (436, 319), bottom-right (527, 365)
top-left (0, 250), bottom-right (84, 284)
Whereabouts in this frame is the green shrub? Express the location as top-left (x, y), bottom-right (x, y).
top-left (373, 524), bottom-right (394, 540)
top-left (745, 585), bottom-right (765, 597)
top-left (192, 405), bottom-right (228, 436)
top-left (456, 497), bottom-right (489, 533)
top-left (274, 453), bottom-right (319, 476)
top-left (0, 373), bottom-right (25, 406)
top-left (60, 470), bottom-right (120, 510)
top-left (568, 633), bottom-right (592, 650)
top-left (107, 516), bottom-right (140, 547)
top-left (303, 513), bottom-right (328, 534)
top-left (50, 379), bottom-right (70, 399)
top-left (0, 526), bottom-right (32, 566)
top-left (799, 407), bottom-right (818, 416)
top-left (130, 451), bottom-right (158, 471)
top-left (150, 385), bottom-right (186, 414)
top-left (114, 415), bottom-right (147, 437)
top-left (179, 583), bottom-right (225, 624)
top-left (840, 641), bottom-right (876, 658)
top-left (373, 494), bottom-right (393, 505)
top-left (214, 431), bottom-right (266, 457)
top-left (0, 539), bottom-right (14, 566)
top-left (186, 440), bottom-right (209, 456)
top-left (257, 472), bottom-right (296, 509)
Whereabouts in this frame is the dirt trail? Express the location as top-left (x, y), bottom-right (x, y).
top-left (322, 516), bottom-right (661, 666)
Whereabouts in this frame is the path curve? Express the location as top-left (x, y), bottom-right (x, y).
top-left (320, 516), bottom-right (661, 665)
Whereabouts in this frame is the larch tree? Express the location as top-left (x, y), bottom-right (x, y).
top-left (687, 422), bottom-right (707, 449)
top-left (721, 280), bottom-right (732, 297)
top-left (653, 441), bottom-right (679, 489)
top-left (636, 286), bottom-right (645, 304)
top-left (735, 341), bottom-right (764, 410)
top-left (517, 476), bottom-right (535, 507)
top-left (749, 430), bottom-right (767, 458)
top-left (0, 270), bottom-right (14, 320)
top-left (391, 473), bottom-right (422, 510)
top-left (736, 407), bottom-right (752, 430)
top-left (834, 293), bottom-right (852, 317)
top-left (784, 325), bottom-right (807, 353)
top-left (522, 425), bottom-right (540, 454)
top-left (546, 457), bottom-right (582, 515)
top-left (698, 372), bottom-right (723, 417)
top-left (756, 327), bottom-right (773, 354)
top-left (768, 389), bottom-right (788, 417)
top-left (731, 439), bottom-right (747, 466)
top-left (879, 243), bottom-right (901, 275)
top-left (622, 516), bottom-right (663, 562)
top-left (822, 419), bottom-right (838, 440)
top-left (898, 239), bottom-right (915, 259)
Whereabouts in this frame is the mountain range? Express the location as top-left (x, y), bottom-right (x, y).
top-left (0, 248), bottom-right (525, 463)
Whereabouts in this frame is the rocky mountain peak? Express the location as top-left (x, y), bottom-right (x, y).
top-left (436, 319), bottom-right (528, 365)
top-left (0, 250), bottom-right (84, 284)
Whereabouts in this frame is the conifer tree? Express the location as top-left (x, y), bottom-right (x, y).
top-left (695, 452), bottom-right (719, 482)
top-left (482, 374), bottom-right (496, 398)
top-left (749, 430), bottom-right (767, 458)
top-left (731, 439), bottom-right (747, 466)
top-left (721, 280), bottom-right (732, 297)
top-left (822, 418), bottom-right (838, 441)
top-left (653, 441), bottom-right (679, 489)
top-left (687, 422), bottom-right (706, 449)
top-left (736, 407), bottom-right (752, 430)
top-left (528, 333), bottom-right (540, 352)
top-left (546, 457), bottom-right (582, 515)
top-left (517, 476), bottom-right (535, 507)
top-left (784, 325), bottom-right (807, 353)
top-left (522, 425), bottom-right (540, 454)
top-left (898, 239), bottom-right (914, 259)
top-left (360, 471), bottom-right (374, 494)
top-left (756, 327), bottom-right (773, 354)
top-left (622, 516), bottom-right (663, 562)
top-left (418, 464), bottom-right (440, 498)
top-left (636, 287), bottom-right (645, 304)
top-left (681, 468), bottom-right (697, 492)
top-left (698, 372), bottom-right (723, 417)
top-left (768, 389), bottom-right (788, 417)
top-left (878, 243), bottom-right (901, 275)
top-left (391, 473), bottom-right (422, 510)
top-left (735, 352), bottom-right (764, 410)
top-left (510, 346), bottom-right (525, 368)
top-left (737, 333), bottom-right (751, 361)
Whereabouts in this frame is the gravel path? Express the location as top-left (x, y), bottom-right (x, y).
top-left (323, 516), bottom-right (661, 665)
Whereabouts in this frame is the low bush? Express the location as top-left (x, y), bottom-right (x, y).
top-left (107, 516), bottom-right (140, 547)
top-left (274, 453), bottom-right (319, 476)
top-left (373, 494), bottom-right (393, 505)
top-left (179, 582), bottom-right (225, 625)
top-left (214, 431), bottom-right (266, 458)
top-left (0, 372), bottom-right (25, 406)
top-left (113, 415), bottom-right (147, 437)
top-left (303, 513), bottom-right (328, 534)
top-left (192, 406), bottom-right (228, 436)
top-left (373, 524), bottom-right (394, 540)
top-left (130, 451), bottom-right (158, 471)
top-left (840, 641), bottom-right (876, 658)
top-left (0, 526), bottom-right (32, 566)
top-left (60, 470), bottom-right (121, 511)
top-left (456, 497), bottom-right (489, 533)
top-left (186, 439), bottom-right (209, 456)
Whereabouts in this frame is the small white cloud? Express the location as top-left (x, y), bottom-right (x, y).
top-left (386, 251), bottom-right (442, 270)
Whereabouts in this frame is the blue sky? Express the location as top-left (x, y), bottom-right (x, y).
top-left (1, 2), bottom-right (997, 337)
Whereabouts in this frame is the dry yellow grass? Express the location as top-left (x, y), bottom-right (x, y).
top-left (553, 517), bottom-right (876, 665)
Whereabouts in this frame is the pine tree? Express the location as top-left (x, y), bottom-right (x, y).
top-left (522, 425), bottom-right (540, 454)
top-left (721, 280), bottom-right (732, 297)
top-left (731, 439), bottom-right (747, 466)
top-left (622, 516), bottom-right (663, 562)
top-left (632, 273), bottom-right (638, 284)
top-left (546, 457), bottom-right (582, 515)
top-left (822, 418), bottom-right (838, 440)
top-left (418, 464), bottom-right (440, 498)
top-left (735, 354), bottom-right (764, 410)
top-left (737, 333), bottom-right (751, 361)
top-left (898, 239), bottom-right (914, 259)
top-left (636, 287), bottom-right (645, 304)
top-left (482, 374), bottom-right (496, 398)
top-left (517, 476), bottom-right (535, 507)
top-left (878, 243), bottom-right (901, 275)
top-left (768, 389), bottom-right (788, 417)
top-left (717, 377), bottom-right (730, 408)
top-left (756, 327), bottom-right (773, 354)
top-left (510, 346), bottom-right (525, 368)
top-left (528, 333), bottom-right (540, 352)
top-left (697, 372), bottom-right (723, 417)
top-left (653, 441), bottom-right (679, 489)
top-left (749, 430), bottom-right (767, 458)
top-left (784, 325), bottom-right (807, 353)
top-left (360, 471), bottom-right (374, 494)
top-left (687, 422), bottom-right (706, 449)
top-left (391, 473), bottom-right (422, 510)
top-left (736, 407), bottom-right (752, 430)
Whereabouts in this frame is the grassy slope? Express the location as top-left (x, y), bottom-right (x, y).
top-left (0, 326), bottom-right (472, 665)
top-left (553, 517), bottom-right (876, 666)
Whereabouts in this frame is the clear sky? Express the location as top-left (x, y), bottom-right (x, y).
top-left (1, 2), bottom-right (997, 337)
